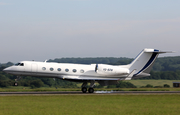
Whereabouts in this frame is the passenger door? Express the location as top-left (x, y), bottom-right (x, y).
top-left (31, 64), bottom-right (38, 73)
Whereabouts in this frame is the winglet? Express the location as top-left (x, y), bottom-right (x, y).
top-left (125, 69), bottom-right (136, 80)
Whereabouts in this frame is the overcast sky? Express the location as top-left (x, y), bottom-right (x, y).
top-left (0, 0), bottom-right (180, 63)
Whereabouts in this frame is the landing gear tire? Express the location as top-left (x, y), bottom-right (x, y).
top-left (82, 87), bottom-right (87, 93)
top-left (14, 82), bottom-right (18, 86)
top-left (88, 88), bottom-right (94, 93)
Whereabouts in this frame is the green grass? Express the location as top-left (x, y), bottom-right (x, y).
top-left (128, 80), bottom-right (180, 87)
top-left (0, 95), bottom-right (180, 115)
top-left (77, 80), bottom-right (180, 88)
top-left (1, 87), bottom-right (180, 92)
top-left (1, 80), bottom-right (180, 92)
top-left (0, 87), bottom-right (81, 92)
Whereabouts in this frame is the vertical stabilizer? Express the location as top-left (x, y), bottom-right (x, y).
top-left (129, 48), bottom-right (171, 78)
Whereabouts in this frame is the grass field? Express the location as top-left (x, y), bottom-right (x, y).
top-left (1, 80), bottom-right (180, 92)
top-left (1, 87), bottom-right (180, 92)
top-left (128, 80), bottom-right (180, 87)
top-left (0, 94), bottom-right (180, 115)
top-left (77, 80), bottom-right (180, 88)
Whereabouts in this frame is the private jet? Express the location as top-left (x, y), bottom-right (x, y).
top-left (3, 48), bottom-right (172, 93)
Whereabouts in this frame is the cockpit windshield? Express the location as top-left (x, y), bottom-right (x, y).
top-left (15, 63), bottom-right (24, 66)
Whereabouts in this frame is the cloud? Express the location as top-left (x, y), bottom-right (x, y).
top-left (59, 18), bottom-right (180, 37)
top-left (1, 17), bottom-right (179, 41)
top-left (0, 2), bottom-right (8, 5)
top-left (139, 18), bottom-right (180, 35)
top-left (59, 20), bottom-right (138, 36)
top-left (145, 18), bottom-right (180, 23)
top-left (0, 17), bottom-right (180, 63)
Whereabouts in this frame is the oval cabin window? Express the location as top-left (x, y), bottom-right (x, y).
top-left (42, 67), bottom-right (46, 70)
top-left (65, 69), bottom-right (69, 72)
top-left (50, 68), bottom-right (54, 71)
top-left (72, 69), bottom-right (77, 73)
top-left (57, 68), bottom-right (61, 71)
top-left (80, 69), bottom-right (84, 73)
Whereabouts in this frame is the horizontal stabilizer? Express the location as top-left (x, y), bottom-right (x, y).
top-left (144, 49), bottom-right (174, 54)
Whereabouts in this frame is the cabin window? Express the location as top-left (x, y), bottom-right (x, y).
top-left (57, 68), bottom-right (61, 71)
top-left (72, 69), bottom-right (77, 73)
top-left (80, 69), bottom-right (84, 73)
top-left (65, 69), bottom-right (69, 72)
top-left (50, 67), bottom-right (54, 71)
top-left (42, 67), bottom-right (46, 70)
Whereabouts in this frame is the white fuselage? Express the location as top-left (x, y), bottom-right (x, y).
top-left (4, 61), bottom-right (130, 81)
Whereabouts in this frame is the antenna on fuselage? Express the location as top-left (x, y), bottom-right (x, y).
top-left (44, 60), bottom-right (47, 63)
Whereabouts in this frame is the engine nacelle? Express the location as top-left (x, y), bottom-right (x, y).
top-left (95, 64), bottom-right (129, 76)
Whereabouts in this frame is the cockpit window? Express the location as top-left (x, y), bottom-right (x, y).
top-left (15, 63), bottom-right (24, 66)
top-left (20, 63), bottom-right (24, 66)
top-left (15, 63), bottom-right (20, 66)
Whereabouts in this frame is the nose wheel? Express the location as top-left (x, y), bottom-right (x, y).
top-left (14, 76), bottom-right (21, 86)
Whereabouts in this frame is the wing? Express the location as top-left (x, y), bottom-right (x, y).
top-left (60, 75), bottom-right (119, 81)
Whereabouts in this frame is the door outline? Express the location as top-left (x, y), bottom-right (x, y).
top-left (31, 64), bottom-right (38, 73)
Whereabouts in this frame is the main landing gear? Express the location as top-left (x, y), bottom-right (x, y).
top-left (81, 81), bottom-right (95, 93)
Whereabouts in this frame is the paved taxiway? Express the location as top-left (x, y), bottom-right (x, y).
top-left (0, 91), bottom-right (180, 95)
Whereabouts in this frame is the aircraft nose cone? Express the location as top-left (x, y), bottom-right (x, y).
top-left (3, 68), bottom-right (8, 72)
top-left (3, 67), bottom-right (11, 73)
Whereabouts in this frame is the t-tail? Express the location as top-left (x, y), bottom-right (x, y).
top-left (128, 48), bottom-right (173, 79)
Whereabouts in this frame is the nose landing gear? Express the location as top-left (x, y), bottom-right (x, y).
top-left (14, 76), bottom-right (21, 86)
